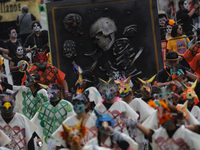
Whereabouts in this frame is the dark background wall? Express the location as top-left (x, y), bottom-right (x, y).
top-left (46, 0), bottom-right (163, 91)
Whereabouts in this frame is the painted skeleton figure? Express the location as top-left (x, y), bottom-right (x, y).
top-left (63, 40), bottom-right (77, 59)
top-left (88, 17), bottom-right (141, 79)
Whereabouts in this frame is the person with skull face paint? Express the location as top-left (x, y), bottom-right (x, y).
top-left (5, 27), bottom-right (23, 60)
top-left (0, 71), bottom-right (48, 120)
top-left (86, 78), bottom-right (139, 140)
top-left (10, 45), bottom-right (30, 85)
top-left (24, 21), bottom-right (49, 61)
top-left (0, 92), bottom-right (42, 150)
top-left (163, 19), bottom-right (175, 41)
top-left (53, 91), bottom-right (94, 148)
top-left (31, 83), bottom-right (75, 150)
top-left (176, 0), bottom-right (200, 38)
top-left (83, 109), bottom-right (138, 150)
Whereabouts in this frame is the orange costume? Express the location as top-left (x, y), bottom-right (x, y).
top-left (28, 63), bottom-right (65, 86)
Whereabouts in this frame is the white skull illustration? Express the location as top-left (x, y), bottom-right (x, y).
top-left (90, 17), bottom-right (117, 52)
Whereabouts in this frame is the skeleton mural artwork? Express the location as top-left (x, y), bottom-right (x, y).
top-left (87, 17), bottom-right (143, 81)
top-left (46, 0), bottom-right (162, 89)
top-left (63, 40), bottom-right (77, 59)
top-left (63, 13), bottom-right (83, 36)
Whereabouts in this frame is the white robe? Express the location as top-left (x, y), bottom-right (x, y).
top-left (0, 113), bottom-right (36, 150)
top-left (0, 130), bottom-right (11, 146)
top-left (85, 87), bottom-right (102, 105)
top-left (14, 86), bottom-right (48, 120)
top-left (31, 100), bottom-right (75, 150)
top-left (152, 125), bottom-right (200, 150)
top-left (83, 132), bottom-right (138, 150)
top-left (87, 98), bottom-right (139, 138)
top-left (142, 104), bottom-right (199, 130)
top-left (128, 98), bottom-right (156, 150)
top-left (129, 98), bottom-right (155, 123)
top-left (52, 114), bottom-right (96, 147)
top-left (191, 105), bottom-right (200, 123)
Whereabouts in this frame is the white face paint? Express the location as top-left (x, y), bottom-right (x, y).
top-left (183, 0), bottom-right (190, 10)
top-left (10, 29), bottom-right (17, 38)
top-left (33, 23), bottom-right (41, 32)
top-left (16, 46), bottom-right (23, 55)
top-left (166, 25), bottom-right (172, 34)
top-left (159, 17), bottom-right (167, 27)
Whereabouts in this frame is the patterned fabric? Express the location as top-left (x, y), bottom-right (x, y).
top-left (0, 113), bottom-right (36, 150)
top-left (152, 126), bottom-right (200, 150)
top-left (22, 91), bottom-right (48, 119)
top-left (32, 100), bottom-right (74, 144)
top-left (15, 86), bottom-right (48, 120)
top-left (184, 42), bottom-right (200, 64)
top-left (28, 64), bottom-right (65, 86)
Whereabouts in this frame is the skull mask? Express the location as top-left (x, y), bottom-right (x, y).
top-left (63, 40), bottom-right (76, 59)
top-left (90, 17), bottom-right (117, 52)
top-left (159, 17), bottom-right (167, 27)
top-left (16, 46), bottom-right (23, 55)
top-left (166, 25), bottom-right (172, 34)
top-left (183, 0), bottom-right (190, 10)
top-left (33, 23), bottom-right (41, 32)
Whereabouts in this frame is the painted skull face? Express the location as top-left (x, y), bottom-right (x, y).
top-left (183, 0), bottom-right (190, 10)
top-left (99, 78), bottom-right (118, 100)
top-left (166, 25), bottom-right (172, 34)
top-left (90, 17), bottom-right (117, 51)
top-left (63, 40), bottom-right (76, 59)
top-left (47, 84), bottom-right (60, 101)
top-left (33, 23), bottom-right (41, 32)
top-left (159, 17), bottom-right (167, 27)
top-left (16, 46), bottom-right (23, 55)
top-left (10, 29), bottom-right (17, 38)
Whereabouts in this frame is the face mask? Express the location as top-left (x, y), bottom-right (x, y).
top-left (73, 100), bottom-right (85, 114)
top-left (33, 23), bottom-right (41, 32)
top-left (47, 85), bottom-right (60, 101)
top-left (183, 0), bottom-right (190, 10)
top-left (159, 17), bottom-right (166, 27)
top-left (36, 62), bottom-right (47, 69)
top-left (166, 25), bottom-right (172, 34)
top-left (99, 78), bottom-right (118, 100)
top-left (1, 102), bottom-right (14, 114)
top-left (16, 46), bottom-right (23, 55)
top-left (10, 29), bottom-right (17, 38)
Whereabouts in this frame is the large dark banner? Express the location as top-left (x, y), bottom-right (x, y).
top-left (46, 0), bottom-right (163, 90)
